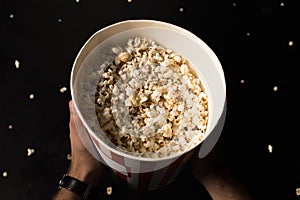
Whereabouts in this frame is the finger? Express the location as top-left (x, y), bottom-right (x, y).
top-left (68, 100), bottom-right (83, 145)
top-left (69, 100), bottom-right (76, 131)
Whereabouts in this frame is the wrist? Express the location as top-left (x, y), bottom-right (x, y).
top-left (57, 173), bottom-right (98, 200)
top-left (68, 163), bottom-right (102, 186)
top-left (53, 187), bottom-right (81, 200)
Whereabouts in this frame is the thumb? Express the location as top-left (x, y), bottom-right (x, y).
top-left (69, 100), bottom-right (76, 131)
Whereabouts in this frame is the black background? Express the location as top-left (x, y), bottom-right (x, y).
top-left (0, 0), bottom-right (299, 199)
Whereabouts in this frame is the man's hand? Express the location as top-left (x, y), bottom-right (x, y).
top-left (68, 100), bottom-right (103, 186)
top-left (52, 100), bottom-right (103, 200)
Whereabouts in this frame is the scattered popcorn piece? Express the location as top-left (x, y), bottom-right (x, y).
top-left (8, 124), bottom-right (13, 129)
top-left (268, 144), bottom-right (273, 153)
top-left (289, 41), bottom-right (293, 46)
top-left (15, 60), bottom-right (20, 69)
top-left (2, 171), bottom-right (8, 177)
top-left (106, 186), bottom-right (112, 195)
top-left (296, 187), bottom-right (300, 196)
top-left (29, 94), bottom-right (35, 99)
top-left (60, 87), bottom-right (68, 93)
top-left (67, 154), bottom-right (72, 160)
top-left (273, 86), bottom-right (278, 91)
top-left (27, 148), bottom-right (35, 156)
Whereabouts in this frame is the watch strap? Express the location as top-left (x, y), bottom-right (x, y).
top-left (58, 174), bottom-right (94, 199)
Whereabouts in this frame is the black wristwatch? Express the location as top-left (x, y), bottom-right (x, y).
top-left (58, 174), bottom-right (97, 199)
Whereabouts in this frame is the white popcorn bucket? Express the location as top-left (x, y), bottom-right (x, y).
top-left (70, 19), bottom-right (226, 191)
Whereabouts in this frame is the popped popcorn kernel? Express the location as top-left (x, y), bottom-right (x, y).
top-left (106, 186), bottom-right (112, 195)
top-left (2, 171), bottom-right (8, 177)
top-left (29, 94), bottom-right (35, 99)
top-left (60, 87), bottom-right (68, 93)
top-left (67, 154), bottom-right (72, 160)
top-left (268, 144), bottom-right (273, 153)
top-left (15, 60), bottom-right (20, 69)
top-left (27, 148), bottom-right (35, 156)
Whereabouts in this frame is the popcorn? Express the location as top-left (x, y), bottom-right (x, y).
top-left (106, 186), bottom-right (113, 195)
top-left (27, 148), bottom-right (35, 156)
top-left (296, 187), bottom-right (300, 196)
top-left (15, 60), bottom-right (20, 69)
top-left (29, 93), bottom-right (35, 99)
top-left (2, 171), bottom-right (8, 177)
top-left (67, 153), bottom-right (72, 160)
top-left (268, 144), bottom-right (273, 153)
top-left (118, 52), bottom-right (131, 62)
top-left (94, 37), bottom-right (209, 158)
top-left (60, 86), bottom-right (68, 93)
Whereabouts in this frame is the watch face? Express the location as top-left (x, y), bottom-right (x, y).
top-left (58, 174), bottom-right (67, 188)
top-left (58, 180), bottom-right (63, 189)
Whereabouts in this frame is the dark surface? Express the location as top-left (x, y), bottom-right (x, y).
top-left (1, 0), bottom-right (300, 200)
